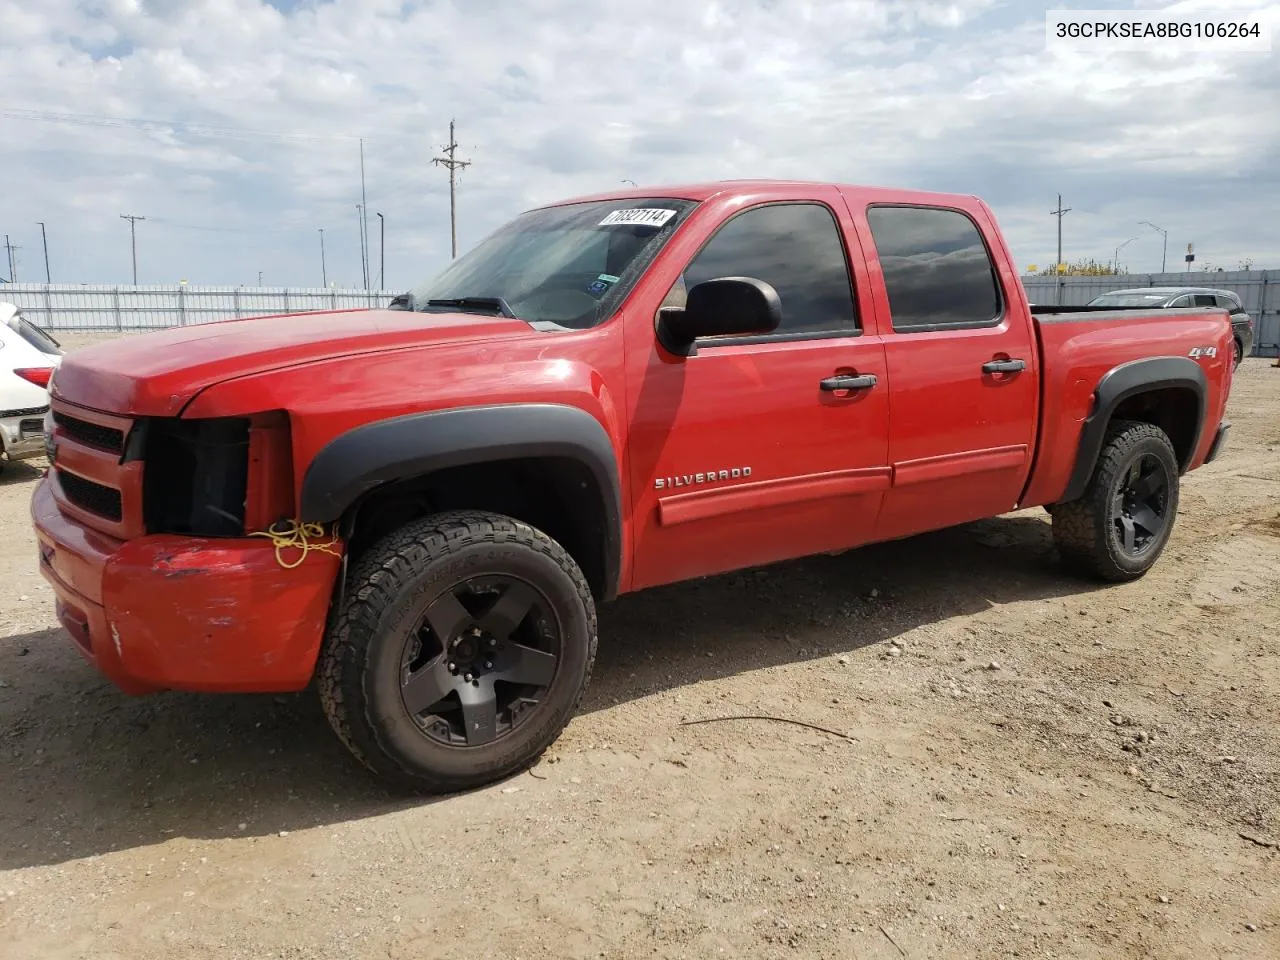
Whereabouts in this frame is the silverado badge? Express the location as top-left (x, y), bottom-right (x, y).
top-left (655, 466), bottom-right (752, 490)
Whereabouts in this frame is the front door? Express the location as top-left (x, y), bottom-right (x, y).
top-left (623, 196), bottom-right (891, 591)
top-left (856, 202), bottom-right (1040, 542)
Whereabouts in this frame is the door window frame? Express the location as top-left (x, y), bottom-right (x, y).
top-left (658, 200), bottom-right (865, 350)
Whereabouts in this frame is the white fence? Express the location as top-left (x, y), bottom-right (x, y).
top-left (0, 284), bottom-right (399, 331)
top-left (1021, 271), bottom-right (1279, 357)
top-left (3, 276), bottom-right (1277, 356)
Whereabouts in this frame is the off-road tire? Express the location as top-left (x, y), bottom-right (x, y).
top-left (317, 510), bottom-right (597, 793)
top-left (1052, 420), bottom-right (1180, 582)
top-left (1234, 338), bottom-right (1243, 369)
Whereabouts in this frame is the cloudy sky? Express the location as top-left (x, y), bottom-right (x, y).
top-left (1, 0), bottom-right (1277, 289)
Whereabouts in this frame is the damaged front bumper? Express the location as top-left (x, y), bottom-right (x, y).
top-left (31, 476), bottom-right (343, 694)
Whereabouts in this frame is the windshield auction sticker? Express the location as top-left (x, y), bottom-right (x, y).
top-left (599, 208), bottom-right (677, 227)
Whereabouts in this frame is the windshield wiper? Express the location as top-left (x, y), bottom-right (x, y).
top-left (424, 296), bottom-right (517, 319)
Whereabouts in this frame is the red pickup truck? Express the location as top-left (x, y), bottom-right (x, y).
top-left (33, 181), bottom-right (1233, 792)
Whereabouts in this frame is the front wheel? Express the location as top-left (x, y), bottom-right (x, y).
top-left (317, 510), bottom-right (598, 793)
top-left (1051, 420), bottom-right (1180, 582)
top-left (1234, 338), bottom-right (1244, 369)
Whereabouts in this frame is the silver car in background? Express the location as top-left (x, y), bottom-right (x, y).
top-left (1087, 287), bottom-right (1255, 368)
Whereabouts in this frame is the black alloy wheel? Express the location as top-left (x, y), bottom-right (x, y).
top-left (1050, 420), bottom-right (1181, 582)
top-left (1109, 453), bottom-right (1170, 558)
top-left (401, 575), bottom-right (561, 747)
top-left (318, 510), bottom-right (598, 793)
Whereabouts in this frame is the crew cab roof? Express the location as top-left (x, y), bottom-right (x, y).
top-left (535, 179), bottom-right (983, 210)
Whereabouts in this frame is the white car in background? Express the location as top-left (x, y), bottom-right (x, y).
top-left (1, 302), bottom-right (62, 473)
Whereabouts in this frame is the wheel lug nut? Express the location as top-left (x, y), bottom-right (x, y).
top-left (488, 638), bottom-right (497, 647)
top-left (448, 661), bottom-right (455, 672)
top-left (464, 673), bottom-right (473, 682)
top-left (484, 660), bottom-right (493, 670)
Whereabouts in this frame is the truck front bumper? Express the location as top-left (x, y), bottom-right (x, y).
top-left (31, 477), bottom-right (343, 695)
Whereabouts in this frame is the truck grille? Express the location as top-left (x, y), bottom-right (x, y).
top-left (57, 469), bottom-right (124, 522)
top-left (53, 411), bottom-right (126, 456)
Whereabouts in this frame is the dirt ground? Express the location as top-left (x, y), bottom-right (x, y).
top-left (2, 338), bottom-right (1278, 960)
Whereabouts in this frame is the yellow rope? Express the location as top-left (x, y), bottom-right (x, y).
top-left (249, 518), bottom-right (343, 570)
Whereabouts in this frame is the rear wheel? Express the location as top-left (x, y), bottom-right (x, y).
top-left (1234, 338), bottom-right (1244, 368)
top-left (318, 510), bottom-right (597, 793)
top-left (1051, 420), bottom-right (1180, 582)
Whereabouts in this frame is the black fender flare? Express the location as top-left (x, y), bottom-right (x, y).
top-left (300, 403), bottom-right (623, 597)
top-left (1060, 356), bottom-right (1206, 503)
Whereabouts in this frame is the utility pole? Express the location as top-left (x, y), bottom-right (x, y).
top-left (1139, 220), bottom-right (1168, 273)
top-left (258, 271), bottom-right (263, 286)
top-left (319, 228), bottom-right (327, 287)
top-left (36, 221), bottom-right (50, 282)
top-left (120, 214), bottom-right (145, 284)
top-left (376, 212), bottom-right (385, 289)
top-left (433, 119), bottom-right (471, 259)
top-left (4, 235), bottom-right (17, 282)
top-left (1049, 194), bottom-right (1071, 272)
top-left (359, 138), bottom-right (370, 288)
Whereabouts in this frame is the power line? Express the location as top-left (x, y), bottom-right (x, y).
top-left (0, 107), bottom-right (363, 143)
top-left (432, 119), bottom-right (471, 259)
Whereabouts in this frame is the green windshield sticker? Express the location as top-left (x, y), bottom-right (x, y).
top-left (597, 273), bottom-right (620, 284)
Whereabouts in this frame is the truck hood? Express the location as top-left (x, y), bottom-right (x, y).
top-left (51, 308), bottom-right (533, 417)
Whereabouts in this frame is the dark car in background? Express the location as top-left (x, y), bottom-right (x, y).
top-left (1087, 287), bottom-right (1255, 367)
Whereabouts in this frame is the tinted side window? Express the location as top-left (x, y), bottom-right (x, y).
top-left (682, 203), bottom-right (857, 336)
top-left (1216, 294), bottom-right (1245, 313)
top-left (1192, 294), bottom-right (1217, 307)
top-left (866, 206), bottom-right (1001, 331)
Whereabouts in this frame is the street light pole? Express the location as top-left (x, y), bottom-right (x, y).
top-left (1139, 220), bottom-right (1168, 274)
top-left (319, 228), bottom-right (327, 287)
top-left (376, 212), bottom-right (385, 290)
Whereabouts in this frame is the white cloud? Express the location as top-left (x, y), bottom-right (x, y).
top-left (0, 0), bottom-right (1276, 287)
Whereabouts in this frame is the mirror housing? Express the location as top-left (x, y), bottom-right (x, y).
top-left (656, 277), bottom-right (782, 355)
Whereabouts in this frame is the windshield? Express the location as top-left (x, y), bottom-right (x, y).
top-left (407, 198), bottom-right (696, 329)
top-left (1087, 293), bottom-right (1172, 308)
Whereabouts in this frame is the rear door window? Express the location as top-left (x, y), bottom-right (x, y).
top-left (865, 205), bottom-right (1002, 332)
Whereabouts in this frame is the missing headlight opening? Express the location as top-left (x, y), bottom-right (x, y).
top-left (142, 417), bottom-right (251, 536)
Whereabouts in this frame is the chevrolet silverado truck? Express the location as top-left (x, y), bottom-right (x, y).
top-left (32, 181), bottom-right (1233, 792)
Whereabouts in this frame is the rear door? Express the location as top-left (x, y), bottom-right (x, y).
top-left (852, 202), bottom-right (1040, 541)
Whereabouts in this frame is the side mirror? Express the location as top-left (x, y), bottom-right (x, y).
top-left (656, 277), bottom-right (782, 355)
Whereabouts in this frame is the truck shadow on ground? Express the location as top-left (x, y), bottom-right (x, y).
top-left (0, 459), bottom-right (45, 487)
top-left (0, 512), bottom-right (1103, 870)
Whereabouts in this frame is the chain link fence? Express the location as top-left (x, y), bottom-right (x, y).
top-left (0, 284), bottom-right (398, 331)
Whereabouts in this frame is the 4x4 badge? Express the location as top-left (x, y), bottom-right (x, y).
top-left (1189, 345), bottom-right (1217, 359)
